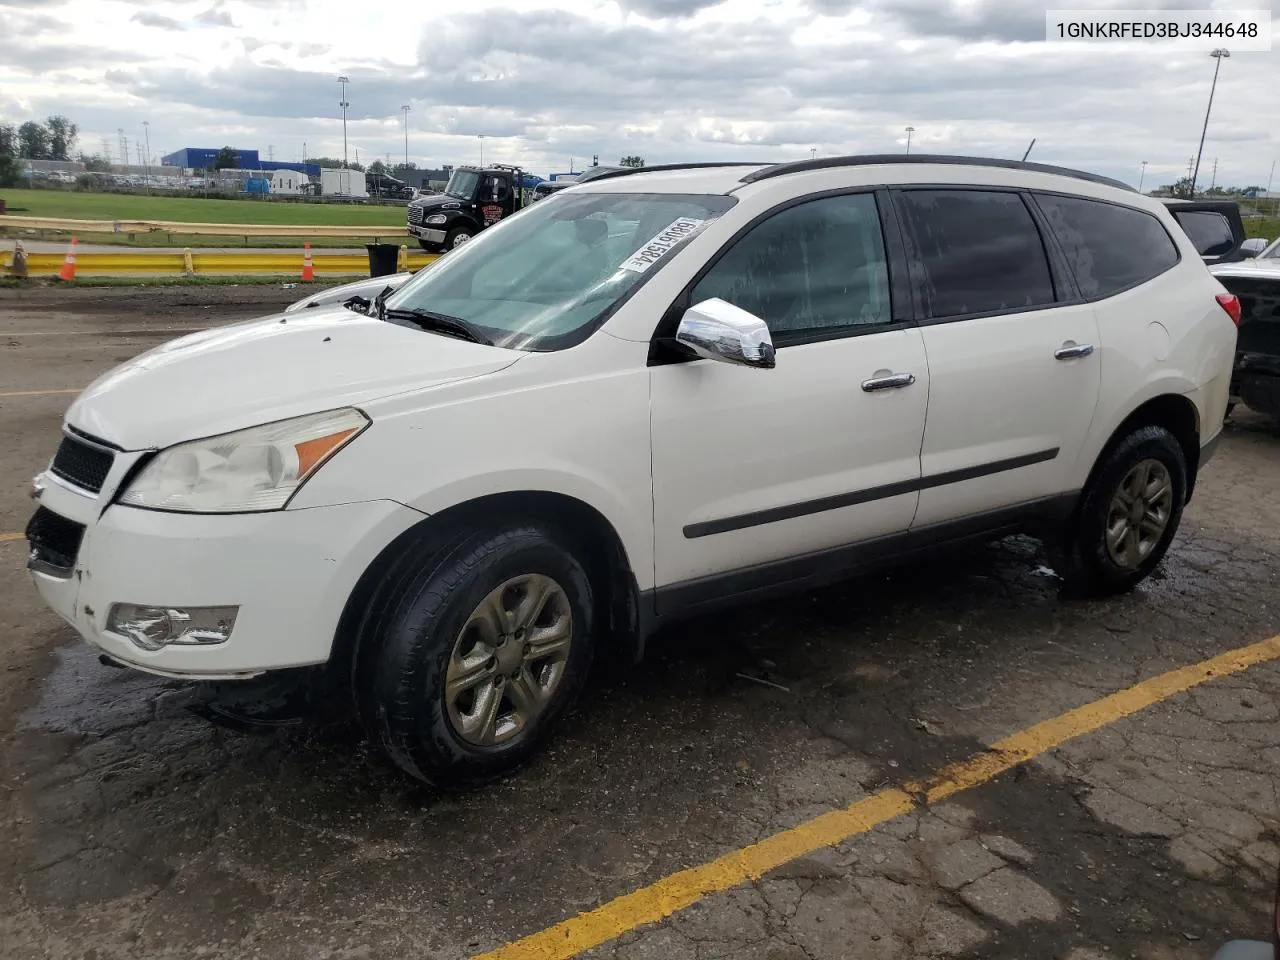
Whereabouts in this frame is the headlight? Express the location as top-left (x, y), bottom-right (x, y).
top-left (425, 214), bottom-right (447, 225)
top-left (119, 408), bottom-right (370, 513)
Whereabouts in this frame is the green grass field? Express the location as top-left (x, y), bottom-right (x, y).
top-left (1247, 216), bottom-right (1279, 240)
top-left (0, 187), bottom-right (413, 247)
top-left (0, 187), bottom-right (406, 225)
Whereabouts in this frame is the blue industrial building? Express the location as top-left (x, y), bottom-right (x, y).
top-left (160, 148), bottom-right (320, 177)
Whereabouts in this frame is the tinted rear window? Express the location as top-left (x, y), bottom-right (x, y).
top-left (1174, 210), bottom-right (1236, 257)
top-left (1035, 194), bottom-right (1179, 299)
top-left (895, 190), bottom-right (1055, 319)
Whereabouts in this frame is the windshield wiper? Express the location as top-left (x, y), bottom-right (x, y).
top-left (384, 307), bottom-right (490, 345)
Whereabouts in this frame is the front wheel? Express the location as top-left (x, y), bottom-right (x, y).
top-left (1059, 425), bottom-right (1187, 596)
top-left (356, 524), bottom-right (594, 786)
top-left (418, 239), bottom-right (439, 253)
top-left (445, 227), bottom-right (473, 250)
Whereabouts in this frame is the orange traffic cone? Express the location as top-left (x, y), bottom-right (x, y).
top-left (58, 235), bottom-right (78, 281)
top-left (301, 242), bottom-right (315, 282)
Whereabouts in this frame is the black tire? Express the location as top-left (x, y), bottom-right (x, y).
top-left (355, 524), bottom-right (594, 787)
top-left (1059, 425), bottom-right (1187, 596)
top-left (418, 240), bottom-right (438, 253)
top-left (445, 226), bottom-right (473, 250)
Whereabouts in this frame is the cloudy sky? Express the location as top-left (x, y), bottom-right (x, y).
top-left (1, 0), bottom-right (1276, 188)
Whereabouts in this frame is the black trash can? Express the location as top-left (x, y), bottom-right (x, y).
top-left (365, 243), bottom-right (399, 278)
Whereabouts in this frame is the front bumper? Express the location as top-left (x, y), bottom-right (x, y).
top-left (27, 474), bottom-right (424, 679)
top-left (406, 225), bottom-right (446, 244)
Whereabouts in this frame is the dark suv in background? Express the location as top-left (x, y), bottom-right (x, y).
top-left (1163, 199), bottom-right (1279, 424)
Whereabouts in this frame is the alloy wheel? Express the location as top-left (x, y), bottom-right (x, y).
top-left (1104, 458), bottom-right (1174, 569)
top-left (443, 574), bottom-right (573, 746)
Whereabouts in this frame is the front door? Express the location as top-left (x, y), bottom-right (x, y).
top-left (890, 188), bottom-right (1102, 528)
top-left (649, 192), bottom-right (930, 601)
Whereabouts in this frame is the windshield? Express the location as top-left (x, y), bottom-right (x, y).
top-left (384, 191), bottom-right (736, 351)
top-left (445, 170), bottom-right (479, 200)
top-left (1259, 237), bottom-right (1280, 260)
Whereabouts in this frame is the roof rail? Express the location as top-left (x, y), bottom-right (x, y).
top-left (584, 161), bottom-right (769, 183)
top-left (738, 154), bottom-right (1135, 192)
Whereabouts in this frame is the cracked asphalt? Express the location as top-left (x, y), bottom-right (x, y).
top-left (2, 285), bottom-right (1280, 960)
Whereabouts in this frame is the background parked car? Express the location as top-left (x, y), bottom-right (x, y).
top-left (1161, 199), bottom-right (1250, 265)
top-left (1211, 235), bottom-right (1280, 422)
top-left (366, 171), bottom-right (414, 200)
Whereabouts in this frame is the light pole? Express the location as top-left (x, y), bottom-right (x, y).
top-left (810, 147), bottom-right (817, 160)
top-left (904, 125), bottom-right (915, 155)
top-left (478, 134), bottom-right (486, 166)
top-left (142, 120), bottom-right (151, 184)
top-left (1138, 160), bottom-right (1148, 193)
top-left (1191, 48), bottom-right (1229, 197)
top-left (337, 75), bottom-right (350, 169)
top-left (401, 104), bottom-right (411, 171)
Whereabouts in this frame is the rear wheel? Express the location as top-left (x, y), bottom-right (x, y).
top-left (356, 524), bottom-right (594, 786)
top-left (1059, 425), bottom-right (1187, 595)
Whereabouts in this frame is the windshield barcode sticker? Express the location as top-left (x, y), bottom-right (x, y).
top-left (619, 218), bottom-right (707, 273)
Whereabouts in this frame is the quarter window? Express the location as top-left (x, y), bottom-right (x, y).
top-left (1173, 210), bottom-right (1235, 258)
top-left (690, 193), bottom-right (892, 340)
top-left (895, 190), bottom-right (1056, 319)
top-left (1035, 193), bottom-right (1179, 298)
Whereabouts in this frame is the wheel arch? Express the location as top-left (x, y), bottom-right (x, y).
top-left (1083, 393), bottom-right (1202, 507)
top-left (330, 490), bottom-right (645, 703)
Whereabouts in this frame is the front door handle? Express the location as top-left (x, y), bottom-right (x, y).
top-left (1055, 342), bottom-right (1095, 360)
top-left (861, 372), bottom-right (916, 392)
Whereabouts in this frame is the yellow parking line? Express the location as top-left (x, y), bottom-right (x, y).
top-left (475, 632), bottom-right (1280, 960)
top-left (0, 388), bottom-right (80, 398)
top-left (0, 532), bottom-right (25, 543)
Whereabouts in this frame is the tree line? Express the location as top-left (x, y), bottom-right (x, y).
top-left (1, 115), bottom-right (80, 186)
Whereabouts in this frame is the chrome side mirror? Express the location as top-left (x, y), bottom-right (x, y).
top-left (1241, 237), bottom-right (1268, 257)
top-left (675, 298), bottom-right (775, 370)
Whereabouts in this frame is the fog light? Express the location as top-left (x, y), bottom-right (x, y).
top-left (106, 604), bottom-right (239, 651)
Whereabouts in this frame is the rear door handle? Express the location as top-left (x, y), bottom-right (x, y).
top-left (861, 372), bottom-right (916, 392)
top-left (1055, 342), bottom-right (1095, 360)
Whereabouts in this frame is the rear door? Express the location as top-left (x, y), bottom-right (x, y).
top-left (1164, 200), bottom-right (1248, 264)
top-left (892, 187), bottom-right (1102, 529)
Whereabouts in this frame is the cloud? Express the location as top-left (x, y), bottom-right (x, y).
top-left (5, 43), bottom-right (148, 73)
top-left (4, 0), bottom-right (1277, 191)
top-left (620, 0), bottom-right (724, 17)
top-left (195, 5), bottom-right (236, 27)
top-left (131, 10), bottom-right (185, 30)
top-left (0, 7), bottom-right (60, 32)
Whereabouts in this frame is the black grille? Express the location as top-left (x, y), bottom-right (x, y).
top-left (50, 433), bottom-right (114, 493)
top-left (407, 206), bottom-right (424, 225)
top-left (26, 506), bottom-right (85, 572)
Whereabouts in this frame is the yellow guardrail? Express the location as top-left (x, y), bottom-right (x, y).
top-left (0, 214), bottom-right (410, 239)
top-left (4, 250), bottom-right (440, 277)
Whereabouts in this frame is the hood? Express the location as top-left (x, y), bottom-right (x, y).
top-left (66, 305), bottom-right (523, 450)
top-left (284, 272), bottom-right (413, 312)
top-left (410, 193), bottom-right (467, 212)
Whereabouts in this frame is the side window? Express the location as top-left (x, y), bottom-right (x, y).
top-left (690, 193), bottom-right (892, 340)
top-left (894, 190), bottom-right (1055, 319)
top-left (1174, 210), bottom-right (1235, 258)
top-left (1036, 194), bottom-right (1179, 298)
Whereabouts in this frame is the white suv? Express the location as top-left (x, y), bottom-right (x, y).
top-left (26, 156), bottom-right (1239, 785)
